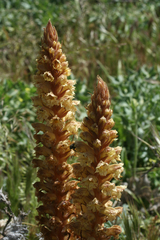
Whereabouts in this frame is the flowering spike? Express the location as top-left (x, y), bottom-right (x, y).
top-left (70, 76), bottom-right (126, 239)
top-left (32, 21), bottom-right (79, 239)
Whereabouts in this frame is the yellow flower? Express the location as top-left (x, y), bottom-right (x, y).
top-left (80, 175), bottom-right (98, 192)
top-left (95, 160), bottom-right (109, 176)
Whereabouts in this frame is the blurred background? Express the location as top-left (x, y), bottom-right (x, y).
top-left (0, 0), bottom-right (160, 239)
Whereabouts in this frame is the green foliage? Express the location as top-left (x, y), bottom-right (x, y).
top-left (0, 0), bottom-right (59, 81)
top-left (119, 203), bottom-right (160, 240)
top-left (1, 0), bottom-right (160, 85)
top-left (0, 79), bottom-right (37, 238)
top-left (99, 65), bottom-right (160, 180)
top-left (53, 0), bottom-right (160, 89)
top-left (74, 75), bottom-right (91, 121)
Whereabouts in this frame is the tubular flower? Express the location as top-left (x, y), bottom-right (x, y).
top-left (32, 20), bottom-right (79, 240)
top-left (70, 76), bottom-right (126, 239)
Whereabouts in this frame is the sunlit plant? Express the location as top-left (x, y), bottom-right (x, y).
top-left (32, 20), bottom-right (126, 240)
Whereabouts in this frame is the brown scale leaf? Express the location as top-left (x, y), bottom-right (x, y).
top-left (70, 76), bottom-right (126, 239)
top-left (32, 20), bottom-right (79, 240)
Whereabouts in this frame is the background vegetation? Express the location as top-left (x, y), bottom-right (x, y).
top-left (0, 0), bottom-right (160, 239)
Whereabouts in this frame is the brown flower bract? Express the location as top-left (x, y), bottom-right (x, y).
top-left (32, 20), bottom-right (79, 240)
top-left (70, 76), bottom-right (126, 240)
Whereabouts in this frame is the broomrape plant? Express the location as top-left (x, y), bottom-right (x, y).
top-left (32, 20), bottom-right (126, 240)
top-left (69, 76), bottom-right (126, 240)
top-left (32, 20), bottom-right (79, 239)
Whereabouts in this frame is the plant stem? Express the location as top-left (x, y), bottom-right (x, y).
top-left (133, 109), bottom-right (138, 178)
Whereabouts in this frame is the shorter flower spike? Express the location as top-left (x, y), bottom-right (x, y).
top-left (70, 76), bottom-right (126, 239)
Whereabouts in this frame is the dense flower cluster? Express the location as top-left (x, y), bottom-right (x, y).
top-left (32, 20), bottom-right (126, 240)
top-left (70, 77), bottom-right (126, 239)
top-left (32, 20), bottom-right (79, 240)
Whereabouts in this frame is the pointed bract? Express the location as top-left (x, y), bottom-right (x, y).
top-left (32, 20), bottom-right (79, 240)
top-left (70, 76), bottom-right (126, 239)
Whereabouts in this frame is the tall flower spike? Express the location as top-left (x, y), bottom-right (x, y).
top-left (70, 76), bottom-right (126, 239)
top-left (32, 20), bottom-right (79, 240)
